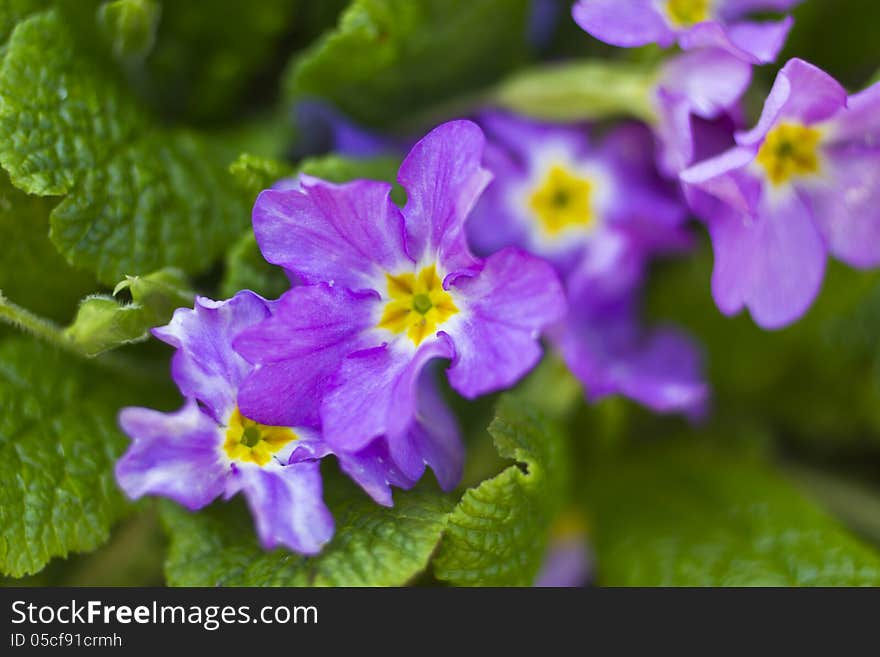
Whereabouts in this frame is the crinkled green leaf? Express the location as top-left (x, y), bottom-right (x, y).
top-left (0, 173), bottom-right (96, 322)
top-left (491, 60), bottom-right (657, 123)
top-left (583, 442), bottom-right (880, 586)
top-left (97, 0), bottom-right (160, 61)
top-left (0, 9), bottom-right (248, 284)
top-left (285, 0), bottom-right (532, 127)
top-left (161, 478), bottom-right (454, 587)
top-left (433, 394), bottom-right (571, 586)
top-left (65, 268), bottom-right (192, 356)
top-left (0, 0), bottom-right (47, 47)
top-left (222, 153), bottom-right (402, 299)
top-left (0, 336), bottom-right (169, 577)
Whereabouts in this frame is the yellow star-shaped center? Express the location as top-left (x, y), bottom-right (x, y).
top-left (529, 165), bottom-right (596, 237)
top-left (223, 407), bottom-right (297, 467)
top-left (756, 123), bottom-right (823, 186)
top-left (377, 264), bottom-right (458, 346)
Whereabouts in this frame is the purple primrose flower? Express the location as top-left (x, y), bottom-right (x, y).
top-left (572, 0), bottom-right (801, 64)
top-left (681, 59), bottom-right (880, 329)
top-left (116, 292), bottom-right (464, 554)
top-left (468, 112), bottom-right (708, 416)
top-left (234, 120), bottom-right (567, 466)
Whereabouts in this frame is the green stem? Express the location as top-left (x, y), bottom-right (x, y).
top-left (0, 290), bottom-right (74, 352)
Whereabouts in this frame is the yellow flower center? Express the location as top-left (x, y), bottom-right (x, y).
top-left (665, 0), bottom-right (711, 27)
top-left (755, 123), bottom-right (823, 186)
top-left (377, 264), bottom-right (458, 346)
top-left (223, 407), bottom-right (297, 467)
top-left (529, 165), bottom-right (596, 237)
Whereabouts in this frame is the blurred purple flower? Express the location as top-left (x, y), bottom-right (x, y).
top-left (681, 59), bottom-right (880, 329)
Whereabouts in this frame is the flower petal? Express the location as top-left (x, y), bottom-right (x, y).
top-left (826, 82), bottom-right (880, 145)
top-left (706, 190), bottom-right (827, 329)
top-left (409, 369), bottom-right (464, 492)
top-left (335, 439), bottom-right (419, 507)
top-left (737, 58), bottom-right (848, 146)
top-left (398, 120), bottom-right (490, 270)
top-left (446, 247), bottom-right (566, 397)
top-left (678, 17), bottom-right (793, 64)
top-left (234, 284), bottom-right (376, 427)
top-left (152, 291), bottom-right (271, 423)
top-left (116, 401), bottom-right (228, 510)
top-left (808, 148), bottom-right (880, 268)
top-left (321, 337), bottom-right (455, 453)
top-left (237, 461), bottom-right (334, 554)
top-left (571, 0), bottom-right (673, 48)
top-left (252, 177), bottom-right (410, 290)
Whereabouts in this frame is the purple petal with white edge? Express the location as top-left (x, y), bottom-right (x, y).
top-left (571, 0), bottom-right (673, 48)
top-left (446, 247), bottom-right (566, 398)
top-left (116, 401), bottom-right (228, 510)
top-left (678, 17), bottom-right (793, 64)
top-left (705, 190), bottom-right (826, 329)
top-left (152, 291), bottom-right (271, 424)
top-left (252, 177), bottom-right (410, 291)
top-left (680, 146), bottom-right (762, 216)
top-left (554, 311), bottom-right (708, 417)
top-left (398, 120), bottom-right (490, 270)
top-left (237, 461), bottom-right (334, 554)
top-left (321, 336), bottom-right (455, 453)
top-left (658, 49), bottom-right (752, 120)
top-left (827, 82), bottom-right (880, 145)
top-left (737, 59), bottom-right (848, 146)
top-left (808, 148), bottom-right (880, 268)
top-left (234, 284), bottom-right (377, 428)
top-left (478, 111), bottom-right (591, 163)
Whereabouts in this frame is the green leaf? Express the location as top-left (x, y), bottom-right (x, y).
top-left (228, 153), bottom-right (296, 201)
top-left (221, 232), bottom-right (289, 300)
top-left (0, 172), bottom-right (96, 322)
top-left (285, 0), bottom-right (532, 127)
top-left (161, 477), bottom-right (454, 587)
top-left (0, 0), bottom-right (47, 47)
top-left (0, 9), bottom-right (249, 284)
top-left (490, 60), bottom-right (658, 123)
top-left (583, 442), bottom-right (880, 586)
top-left (143, 0), bottom-right (301, 121)
top-left (65, 268), bottom-right (193, 356)
top-left (433, 394), bottom-right (572, 586)
top-left (97, 0), bottom-right (161, 61)
top-left (0, 335), bottom-right (169, 577)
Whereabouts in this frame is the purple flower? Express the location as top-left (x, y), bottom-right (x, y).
top-left (534, 511), bottom-right (591, 587)
top-left (234, 120), bottom-right (567, 461)
top-left (468, 112), bottom-right (708, 416)
top-left (292, 100), bottom-right (402, 160)
top-left (116, 292), bottom-right (464, 554)
top-left (653, 49), bottom-right (751, 176)
top-left (681, 59), bottom-right (880, 329)
top-left (572, 0), bottom-right (800, 64)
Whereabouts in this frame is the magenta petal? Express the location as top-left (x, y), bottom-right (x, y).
top-left (707, 191), bottom-right (826, 329)
top-left (719, 0), bottom-right (803, 19)
top-left (116, 401), bottom-right (228, 510)
top-left (737, 59), bottom-right (848, 146)
top-left (447, 248), bottom-right (566, 398)
top-left (409, 371), bottom-right (464, 492)
top-left (252, 178), bottom-right (410, 290)
top-left (234, 285), bottom-right (376, 427)
top-left (335, 439), bottom-right (418, 507)
top-left (398, 120), bottom-right (490, 270)
top-left (828, 82), bottom-right (880, 145)
top-left (152, 292), bottom-right (270, 423)
top-left (237, 461), bottom-right (334, 555)
top-left (321, 337), bottom-right (455, 453)
top-left (808, 149), bottom-right (880, 268)
top-left (680, 146), bottom-right (762, 216)
top-left (571, 0), bottom-right (673, 48)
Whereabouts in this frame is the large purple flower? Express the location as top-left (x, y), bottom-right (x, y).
top-left (116, 292), bottom-right (464, 555)
top-left (681, 59), bottom-right (880, 329)
top-left (234, 120), bottom-right (566, 461)
top-left (468, 113), bottom-right (707, 416)
top-left (572, 0), bottom-right (800, 64)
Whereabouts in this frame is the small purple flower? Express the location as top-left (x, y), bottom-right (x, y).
top-left (681, 59), bottom-right (880, 329)
top-left (572, 0), bottom-right (800, 64)
top-left (116, 292), bottom-right (464, 554)
top-left (653, 48), bottom-right (751, 176)
top-left (468, 113), bottom-right (708, 416)
top-left (234, 120), bottom-right (567, 461)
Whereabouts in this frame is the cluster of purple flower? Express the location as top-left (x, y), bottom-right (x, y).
top-left (117, 0), bottom-right (880, 554)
